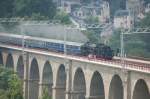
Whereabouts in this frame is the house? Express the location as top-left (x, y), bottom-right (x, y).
top-left (71, 1), bottom-right (110, 23)
top-left (145, 3), bottom-right (150, 13)
top-left (127, 0), bottom-right (145, 15)
top-left (59, 1), bottom-right (81, 13)
top-left (114, 10), bottom-right (134, 29)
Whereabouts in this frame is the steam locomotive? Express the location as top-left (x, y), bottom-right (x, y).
top-left (81, 42), bottom-right (114, 60)
top-left (0, 33), bottom-right (114, 60)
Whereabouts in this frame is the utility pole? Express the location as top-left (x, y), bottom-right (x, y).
top-left (120, 29), bottom-right (125, 66)
top-left (64, 27), bottom-right (74, 99)
top-left (121, 27), bottom-right (150, 99)
top-left (120, 15), bottom-right (129, 71)
top-left (20, 23), bottom-right (28, 99)
top-left (64, 26), bottom-right (67, 56)
top-left (0, 18), bottom-right (29, 99)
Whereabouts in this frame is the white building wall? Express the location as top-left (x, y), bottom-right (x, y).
top-left (145, 4), bottom-right (150, 13)
top-left (114, 16), bottom-right (133, 29)
top-left (99, 1), bottom-right (110, 23)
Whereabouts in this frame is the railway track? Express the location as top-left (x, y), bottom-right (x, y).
top-left (0, 43), bottom-right (150, 72)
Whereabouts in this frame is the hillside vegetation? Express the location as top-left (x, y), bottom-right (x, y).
top-left (109, 12), bottom-right (150, 60)
top-left (0, 0), bottom-right (56, 19)
top-left (0, 67), bottom-right (23, 99)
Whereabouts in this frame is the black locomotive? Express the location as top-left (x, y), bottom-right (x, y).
top-left (81, 42), bottom-right (114, 60)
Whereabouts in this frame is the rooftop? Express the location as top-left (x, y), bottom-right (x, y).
top-left (115, 10), bottom-right (130, 17)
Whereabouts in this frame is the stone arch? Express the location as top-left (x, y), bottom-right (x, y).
top-left (17, 56), bottom-right (24, 79)
top-left (73, 68), bottom-right (86, 99)
top-left (56, 64), bottom-right (66, 99)
top-left (29, 58), bottom-right (40, 99)
top-left (109, 74), bottom-right (124, 99)
top-left (42, 61), bottom-right (53, 98)
top-left (132, 79), bottom-right (150, 99)
top-left (6, 53), bottom-right (14, 69)
top-left (0, 52), bottom-right (3, 65)
top-left (90, 71), bottom-right (105, 99)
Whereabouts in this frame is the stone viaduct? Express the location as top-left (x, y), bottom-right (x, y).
top-left (0, 45), bottom-right (149, 99)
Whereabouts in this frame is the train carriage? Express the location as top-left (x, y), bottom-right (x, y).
top-left (0, 33), bottom-right (82, 55)
top-left (0, 33), bottom-right (23, 46)
top-left (0, 33), bottom-right (114, 60)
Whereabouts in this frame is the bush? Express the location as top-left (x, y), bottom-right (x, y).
top-left (54, 10), bottom-right (72, 25)
top-left (0, 67), bottom-right (23, 99)
top-left (42, 87), bottom-right (52, 99)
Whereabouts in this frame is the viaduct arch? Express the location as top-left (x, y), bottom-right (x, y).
top-left (73, 68), bottom-right (86, 99)
top-left (132, 79), bottom-right (150, 99)
top-left (42, 61), bottom-right (53, 97)
top-left (29, 58), bottom-right (40, 99)
top-left (0, 52), bottom-right (3, 65)
top-left (109, 75), bottom-right (123, 99)
top-left (0, 50), bottom-right (149, 99)
top-left (90, 71), bottom-right (105, 99)
top-left (17, 56), bottom-right (24, 79)
top-left (6, 53), bottom-right (14, 69)
top-left (55, 64), bottom-right (66, 99)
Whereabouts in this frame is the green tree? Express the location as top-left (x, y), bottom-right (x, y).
top-left (29, 13), bottom-right (49, 20)
top-left (8, 74), bottom-right (23, 99)
top-left (144, 0), bottom-right (150, 4)
top-left (82, 30), bottom-right (100, 43)
top-left (80, 0), bottom-right (91, 4)
top-left (139, 12), bottom-right (150, 27)
top-left (54, 10), bottom-right (72, 25)
top-left (0, 67), bottom-right (23, 99)
top-left (14, 0), bottom-right (56, 19)
top-left (109, 29), bottom-right (150, 59)
top-left (109, 30), bottom-right (120, 51)
top-left (84, 16), bottom-right (99, 24)
top-left (0, 89), bottom-right (9, 99)
top-left (138, 12), bottom-right (150, 52)
top-left (106, 0), bottom-right (126, 18)
top-left (0, 0), bottom-right (15, 17)
top-left (42, 87), bottom-right (51, 99)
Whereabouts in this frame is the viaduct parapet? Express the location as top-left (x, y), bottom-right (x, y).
top-left (0, 44), bottom-right (149, 99)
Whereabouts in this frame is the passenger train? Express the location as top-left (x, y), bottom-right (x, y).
top-left (0, 33), bottom-right (82, 55)
top-left (0, 33), bottom-right (114, 60)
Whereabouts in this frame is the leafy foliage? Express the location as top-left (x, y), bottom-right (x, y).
top-left (80, 0), bottom-right (91, 4)
top-left (106, 0), bottom-right (126, 18)
top-left (136, 11), bottom-right (150, 58)
top-left (144, 0), bottom-right (150, 4)
top-left (13, 0), bottom-right (56, 19)
top-left (42, 87), bottom-right (52, 99)
top-left (0, 0), bottom-right (15, 18)
top-left (84, 16), bottom-right (99, 24)
top-left (54, 10), bottom-right (72, 25)
top-left (139, 12), bottom-right (150, 27)
top-left (109, 29), bottom-right (150, 59)
top-left (109, 30), bottom-right (120, 51)
top-left (82, 28), bottom-right (102, 44)
top-left (0, 0), bottom-right (56, 19)
top-left (0, 67), bottom-right (23, 99)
